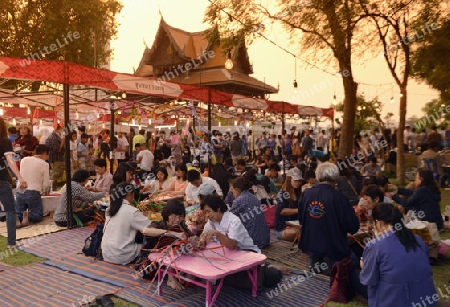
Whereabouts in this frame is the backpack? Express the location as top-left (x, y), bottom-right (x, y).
top-left (82, 223), bottom-right (104, 258)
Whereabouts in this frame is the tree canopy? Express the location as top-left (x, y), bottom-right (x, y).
top-left (412, 19), bottom-right (450, 103)
top-left (0, 0), bottom-right (122, 67)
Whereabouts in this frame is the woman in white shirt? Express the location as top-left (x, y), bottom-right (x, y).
top-left (101, 182), bottom-right (152, 265)
top-left (198, 195), bottom-right (286, 288)
top-left (198, 195), bottom-right (260, 253)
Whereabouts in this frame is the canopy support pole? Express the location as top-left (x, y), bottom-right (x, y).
top-left (110, 100), bottom-right (115, 174)
top-left (281, 112), bottom-right (286, 176)
top-left (207, 89), bottom-right (212, 176)
top-left (64, 83), bottom-right (73, 228)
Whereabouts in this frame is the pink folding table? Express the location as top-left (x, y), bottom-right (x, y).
top-left (149, 243), bottom-right (267, 307)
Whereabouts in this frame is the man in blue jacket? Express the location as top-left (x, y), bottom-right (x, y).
top-left (298, 162), bottom-right (360, 274)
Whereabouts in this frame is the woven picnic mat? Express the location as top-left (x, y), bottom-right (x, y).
top-left (156, 269), bottom-right (329, 307)
top-left (0, 262), bottom-right (11, 273)
top-left (0, 215), bottom-right (65, 240)
top-left (45, 253), bottom-right (142, 288)
top-left (262, 239), bottom-right (311, 270)
top-left (0, 263), bottom-right (120, 307)
top-left (19, 226), bottom-right (91, 259)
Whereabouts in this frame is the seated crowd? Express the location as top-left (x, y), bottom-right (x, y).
top-left (13, 125), bottom-right (442, 304)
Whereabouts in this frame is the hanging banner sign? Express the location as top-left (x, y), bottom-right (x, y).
top-left (112, 74), bottom-right (183, 97)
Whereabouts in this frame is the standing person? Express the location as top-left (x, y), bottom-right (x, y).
top-left (229, 132), bottom-right (244, 165)
top-left (360, 203), bottom-right (437, 307)
top-left (77, 133), bottom-right (89, 169)
top-left (301, 129), bottom-right (313, 157)
top-left (159, 131), bottom-right (172, 159)
top-left (298, 162), bottom-right (360, 275)
top-left (419, 129), bottom-right (427, 151)
top-left (211, 131), bottom-right (225, 163)
top-left (128, 128), bottom-right (136, 160)
top-left (16, 144), bottom-right (50, 227)
top-left (135, 143), bottom-right (154, 181)
top-left (132, 129), bottom-right (146, 154)
top-left (170, 130), bottom-right (182, 164)
top-left (317, 130), bottom-right (325, 151)
top-left (257, 131), bottom-right (268, 154)
top-left (247, 130), bottom-right (253, 160)
top-left (409, 127), bottom-right (417, 152)
top-left (0, 117), bottom-right (28, 248)
top-left (69, 131), bottom-right (78, 172)
top-left (116, 132), bottom-right (129, 164)
top-left (45, 125), bottom-right (65, 191)
top-left (427, 126), bottom-right (441, 147)
top-left (199, 133), bottom-right (213, 170)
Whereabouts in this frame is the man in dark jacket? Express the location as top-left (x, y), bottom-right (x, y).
top-left (298, 162), bottom-right (360, 274)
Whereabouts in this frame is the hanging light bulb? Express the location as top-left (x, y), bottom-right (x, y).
top-left (12, 118), bottom-right (16, 125)
top-left (361, 92), bottom-right (365, 97)
top-left (293, 80), bottom-right (298, 94)
top-left (357, 106), bottom-right (362, 111)
top-left (88, 123), bottom-right (91, 130)
top-left (27, 107), bottom-right (31, 115)
top-left (132, 118), bottom-right (136, 126)
top-left (122, 92), bottom-right (127, 99)
top-left (148, 119), bottom-right (152, 125)
top-left (219, 121), bottom-right (221, 127)
top-left (234, 120), bottom-right (238, 126)
top-left (333, 95), bottom-right (337, 105)
top-left (0, 106), bottom-right (3, 116)
top-left (390, 97), bottom-right (395, 104)
top-left (399, 93), bottom-right (403, 98)
top-left (225, 50), bottom-right (233, 70)
top-left (102, 123), bottom-right (105, 129)
top-left (39, 119), bottom-right (43, 125)
top-left (76, 111), bottom-right (79, 119)
top-left (57, 119), bottom-right (61, 124)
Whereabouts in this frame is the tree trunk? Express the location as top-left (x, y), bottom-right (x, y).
top-left (396, 86), bottom-right (407, 186)
top-left (338, 74), bottom-right (358, 159)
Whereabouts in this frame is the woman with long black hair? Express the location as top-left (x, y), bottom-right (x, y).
top-left (393, 170), bottom-right (443, 230)
top-left (101, 182), bottom-right (152, 265)
top-left (360, 202), bottom-right (437, 307)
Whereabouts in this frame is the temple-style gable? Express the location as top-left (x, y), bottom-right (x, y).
top-left (135, 18), bottom-right (277, 98)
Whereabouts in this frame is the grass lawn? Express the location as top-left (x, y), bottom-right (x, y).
top-left (0, 236), bottom-right (47, 266)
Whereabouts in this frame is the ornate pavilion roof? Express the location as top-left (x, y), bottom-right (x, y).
top-left (135, 18), bottom-right (278, 98)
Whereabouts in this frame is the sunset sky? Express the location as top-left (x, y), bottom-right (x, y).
top-left (110, 0), bottom-right (440, 124)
